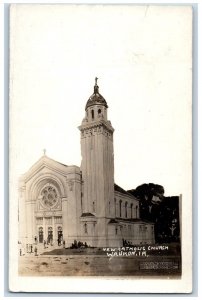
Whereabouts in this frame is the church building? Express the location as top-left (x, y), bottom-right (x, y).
top-left (18, 79), bottom-right (155, 248)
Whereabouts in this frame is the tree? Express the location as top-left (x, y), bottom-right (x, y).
top-left (129, 183), bottom-right (164, 201)
top-left (129, 183), bottom-right (164, 221)
top-left (128, 184), bottom-right (180, 243)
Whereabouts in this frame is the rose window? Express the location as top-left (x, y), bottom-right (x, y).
top-left (41, 186), bottom-right (58, 207)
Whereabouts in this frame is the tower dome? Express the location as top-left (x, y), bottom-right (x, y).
top-left (85, 77), bottom-right (108, 110)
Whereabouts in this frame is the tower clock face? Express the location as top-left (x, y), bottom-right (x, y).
top-left (41, 186), bottom-right (58, 207)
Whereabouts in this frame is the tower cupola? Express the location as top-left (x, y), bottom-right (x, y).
top-left (85, 77), bottom-right (108, 122)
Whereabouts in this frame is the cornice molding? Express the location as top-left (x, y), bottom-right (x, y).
top-left (78, 120), bottom-right (114, 133)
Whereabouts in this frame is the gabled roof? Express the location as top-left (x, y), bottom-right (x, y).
top-left (114, 183), bottom-right (138, 201)
top-left (20, 155), bottom-right (80, 183)
top-left (114, 183), bottom-right (129, 195)
top-left (80, 212), bottom-right (95, 217)
top-left (108, 219), bottom-right (119, 224)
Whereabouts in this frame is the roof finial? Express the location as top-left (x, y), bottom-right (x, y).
top-left (94, 77), bottom-right (99, 93)
top-left (43, 148), bottom-right (46, 156)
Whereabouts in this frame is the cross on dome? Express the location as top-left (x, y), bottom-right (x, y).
top-left (85, 77), bottom-right (108, 110)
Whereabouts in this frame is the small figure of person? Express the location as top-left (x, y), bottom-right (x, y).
top-left (34, 236), bottom-right (37, 244)
top-left (63, 240), bottom-right (65, 248)
top-left (34, 246), bottom-right (38, 256)
top-left (19, 249), bottom-right (22, 256)
top-left (30, 244), bottom-right (33, 253)
top-left (44, 240), bottom-right (46, 249)
top-left (74, 240), bottom-right (78, 249)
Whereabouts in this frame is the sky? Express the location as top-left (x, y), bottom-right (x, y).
top-left (10, 4), bottom-right (192, 196)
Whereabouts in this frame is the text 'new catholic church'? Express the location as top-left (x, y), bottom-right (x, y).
top-left (19, 79), bottom-right (155, 247)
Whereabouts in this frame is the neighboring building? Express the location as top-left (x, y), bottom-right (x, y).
top-left (18, 79), bottom-right (155, 248)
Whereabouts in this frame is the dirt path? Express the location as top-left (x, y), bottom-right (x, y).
top-left (19, 254), bottom-right (181, 277)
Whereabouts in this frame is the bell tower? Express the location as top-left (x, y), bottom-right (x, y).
top-left (78, 78), bottom-right (114, 246)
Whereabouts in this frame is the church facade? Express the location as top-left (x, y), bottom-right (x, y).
top-left (18, 80), bottom-right (155, 248)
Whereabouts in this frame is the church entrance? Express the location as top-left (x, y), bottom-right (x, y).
top-left (47, 226), bottom-right (53, 244)
top-left (38, 227), bottom-right (43, 243)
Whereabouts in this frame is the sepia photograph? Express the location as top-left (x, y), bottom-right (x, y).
top-left (9, 4), bottom-right (192, 293)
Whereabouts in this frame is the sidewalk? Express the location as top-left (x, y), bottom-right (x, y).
top-left (19, 242), bottom-right (64, 257)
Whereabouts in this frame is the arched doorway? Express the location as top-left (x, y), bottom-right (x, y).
top-left (47, 226), bottom-right (53, 244)
top-left (57, 226), bottom-right (63, 244)
top-left (38, 227), bottom-right (43, 243)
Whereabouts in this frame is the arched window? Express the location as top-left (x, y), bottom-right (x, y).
top-left (91, 110), bottom-right (94, 120)
top-left (84, 223), bottom-right (88, 234)
top-left (38, 227), bottom-right (43, 243)
top-left (125, 202), bottom-right (128, 218)
top-left (136, 205), bottom-right (138, 218)
top-left (93, 223), bottom-right (96, 235)
top-left (98, 108), bottom-right (102, 116)
top-left (47, 227), bottom-right (53, 244)
top-left (130, 203), bottom-right (133, 218)
top-left (119, 200), bottom-right (122, 218)
top-left (114, 198), bottom-right (116, 217)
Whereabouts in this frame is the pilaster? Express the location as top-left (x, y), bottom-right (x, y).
top-left (61, 197), bottom-right (68, 243)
